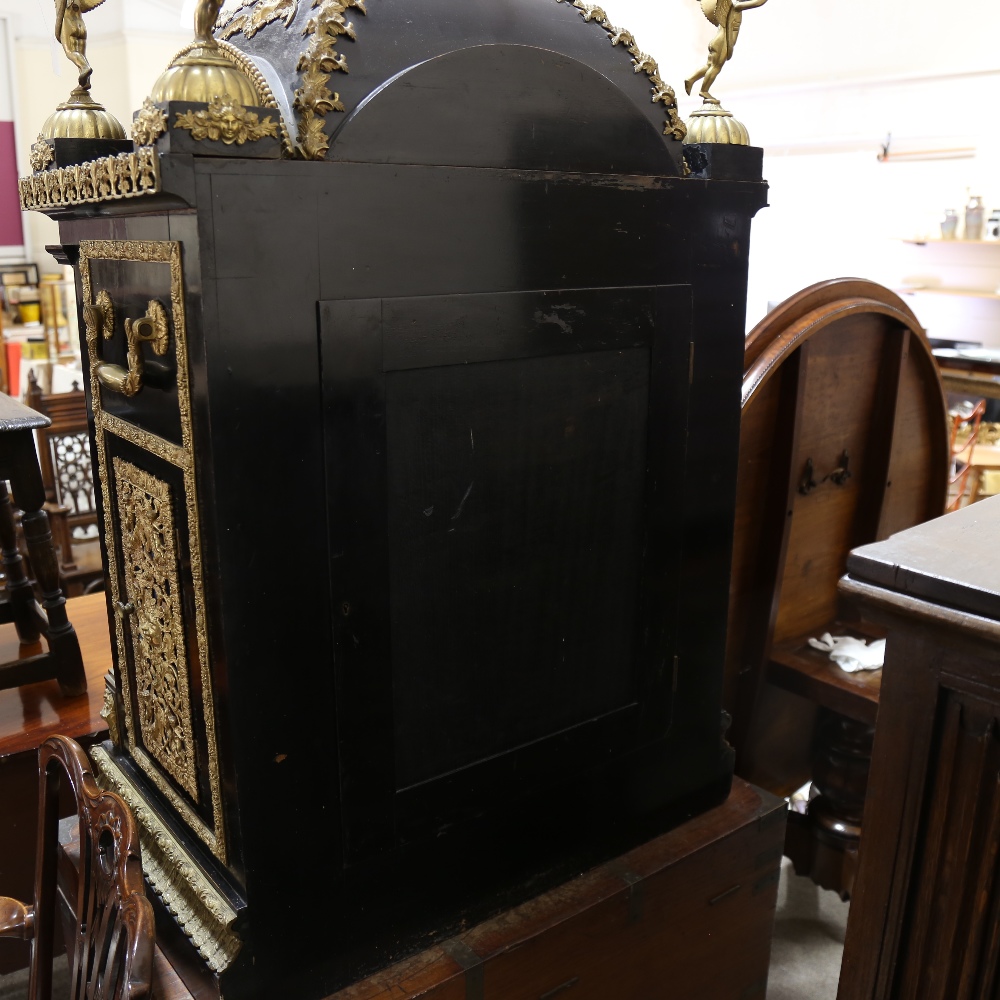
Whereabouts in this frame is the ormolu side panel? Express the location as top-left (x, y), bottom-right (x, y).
top-left (79, 239), bottom-right (226, 864)
top-left (113, 455), bottom-right (199, 802)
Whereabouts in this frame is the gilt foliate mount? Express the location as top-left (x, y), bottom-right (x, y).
top-left (218, 0), bottom-right (369, 160)
top-left (175, 94), bottom-right (280, 145)
top-left (217, 0), bottom-right (687, 158)
top-left (555, 1), bottom-right (686, 142)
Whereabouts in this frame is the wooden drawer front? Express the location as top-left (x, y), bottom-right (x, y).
top-left (327, 781), bottom-right (784, 1000)
top-left (80, 240), bottom-right (227, 865)
top-left (479, 810), bottom-right (781, 1000)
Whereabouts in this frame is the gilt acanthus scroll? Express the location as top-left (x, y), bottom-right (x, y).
top-left (555, 1), bottom-right (686, 142)
top-left (218, 0), bottom-right (369, 160)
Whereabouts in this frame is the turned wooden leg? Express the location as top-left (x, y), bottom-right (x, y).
top-left (0, 481), bottom-right (41, 644)
top-left (785, 710), bottom-right (875, 900)
top-left (20, 508), bottom-right (86, 697)
top-left (46, 504), bottom-right (77, 572)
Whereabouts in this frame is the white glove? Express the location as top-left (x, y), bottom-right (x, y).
top-left (807, 633), bottom-right (886, 673)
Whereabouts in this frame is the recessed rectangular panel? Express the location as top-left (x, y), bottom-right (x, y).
top-left (322, 284), bottom-right (690, 860)
top-left (387, 349), bottom-right (649, 788)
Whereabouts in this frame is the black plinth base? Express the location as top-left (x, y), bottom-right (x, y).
top-left (684, 143), bottom-right (764, 182)
top-left (52, 137), bottom-right (134, 168)
top-left (150, 102), bottom-right (281, 159)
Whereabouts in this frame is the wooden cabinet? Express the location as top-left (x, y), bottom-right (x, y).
top-left (27, 2), bottom-right (768, 996)
top-left (838, 494), bottom-right (1000, 999)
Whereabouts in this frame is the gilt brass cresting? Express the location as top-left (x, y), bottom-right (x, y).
top-left (80, 239), bottom-right (226, 864)
top-left (555, 1), bottom-right (686, 141)
top-left (19, 148), bottom-right (161, 212)
top-left (218, 0), bottom-right (370, 160)
top-left (90, 296), bottom-right (170, 398)
top-left (113, 458), bottom-right (200, 803)
top-left (175, 93), bottom-right (279, 144)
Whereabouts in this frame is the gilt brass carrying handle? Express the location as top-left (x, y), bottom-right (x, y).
top-left (85, 290), bottom-right (170, 398)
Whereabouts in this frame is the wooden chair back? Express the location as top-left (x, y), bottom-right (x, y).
top-left (0, 735), bottom-right (154, 1000)
top-left (26, 372), bottom-right (96, 535)
top-left (727, 278), bottom-right (949, 790)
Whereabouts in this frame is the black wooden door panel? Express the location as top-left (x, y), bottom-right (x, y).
top-left (321, 284), bottom-right (692, 861)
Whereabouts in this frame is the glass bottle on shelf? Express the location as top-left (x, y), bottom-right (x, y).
top-left (965, 195), bottom-right (985, 240)
top-left (941, 209), bottom-right (959, 240)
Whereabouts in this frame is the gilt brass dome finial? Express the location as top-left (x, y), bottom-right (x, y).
top-left (148, 0), bottom-right (260, 107)
top-left (685, 98), bottom-right (750, 145)
top-left (40, 0), bottom-right (126, 143)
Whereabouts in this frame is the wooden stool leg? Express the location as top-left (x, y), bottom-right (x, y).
top-left (47, 505), bottom-right (78, 573)
top-left (785, 711), bottom-right (874, 901)
top-left (0, 481), bottom-right (41, 643)
top-left (21, 509), bottom-right (86, 696)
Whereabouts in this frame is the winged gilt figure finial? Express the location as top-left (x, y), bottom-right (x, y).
top-left (54, 0), bottom-right (108, 93)
top-left (685, 0), bottom-right (768, 103)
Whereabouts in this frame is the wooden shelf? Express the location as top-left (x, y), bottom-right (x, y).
top-left (902, 238), bottom-right (1000, 246)
top-left (767, 622), bottom-right (882, 725)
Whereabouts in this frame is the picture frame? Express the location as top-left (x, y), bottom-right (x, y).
top-left (0, 263), bottom-right (40, 288)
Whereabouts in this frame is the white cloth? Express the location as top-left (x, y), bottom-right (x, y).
top-left (807, 633), bottom-right (885, 673)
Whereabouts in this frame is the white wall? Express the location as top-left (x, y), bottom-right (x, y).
top-left (6, 0), bottom-right (1000, 339)
top-left (598, 0), bottom-right (1000, 336)
top-left (0, 0), bottom-right (188, 267)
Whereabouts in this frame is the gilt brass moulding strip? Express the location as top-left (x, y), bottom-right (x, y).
top-left (90, 746), bottom-right (242, 973)
top-left (80, 239), bottom-right (226, 865)
top-left (19, 147), bottom-right (161, 212)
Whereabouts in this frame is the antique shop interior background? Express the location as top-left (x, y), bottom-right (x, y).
top-left (4, 0), bottom-right (1000, 403)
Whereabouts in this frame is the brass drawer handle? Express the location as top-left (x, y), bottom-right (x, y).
top-left (85, 291), bottom-right (170, 398)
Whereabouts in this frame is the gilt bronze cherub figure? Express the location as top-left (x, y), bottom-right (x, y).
top-left (685, 0), bottom-right (769, 104)
top-left (37, 0), bottom-right (125, 143)
top-left (55, 0), bottom-right (107, 94)
top-left (683, 0), bottom-right (769, 146)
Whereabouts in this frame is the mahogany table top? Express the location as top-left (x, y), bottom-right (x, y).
top-left (0, 592), bottom-right (111, 759)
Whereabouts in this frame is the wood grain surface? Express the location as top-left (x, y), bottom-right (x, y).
top-left (0, 592), bottom-right (110, 759)
top-left (326, 778), bottom-right (785, 1000)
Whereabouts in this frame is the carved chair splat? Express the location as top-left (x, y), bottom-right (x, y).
top-left (0, 734), bottom-right (154, 1000)
top-left (26, 371), bottom-right (98, 571)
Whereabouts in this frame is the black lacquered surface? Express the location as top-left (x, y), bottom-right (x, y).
top-left (55, 7), bottom-right (768, 995)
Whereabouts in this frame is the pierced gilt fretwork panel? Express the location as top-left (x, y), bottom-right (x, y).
top-left (52, 431), bottom-right (97, 520)
top-left (113, 457), bottom-right (199, 803)
top-left (80, 239), bottom-right (226, 864)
